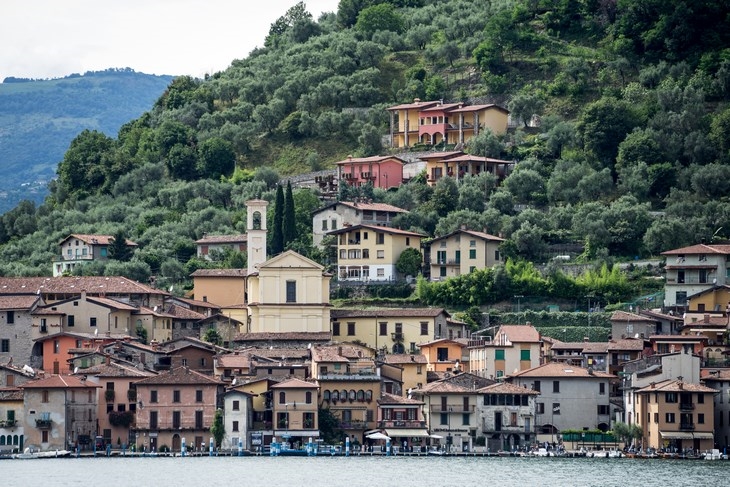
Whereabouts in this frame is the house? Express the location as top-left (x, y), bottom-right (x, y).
top-left (328, 224), bottom-right (424, 282)
top-left (0, 388), bottom-right (24, 453)
top-left (194, 313), bottom-right (244, 347)
top-left (101, 339), bottom-right (170, 372)
top-left (661, 243), bottom-right (730, 311)
top-left (330, 308), bottom-right (449, 354)
top-left (335, 155), bottom-right (404, 190)
top-left (20, 374), bottom-right (100, 451)
top-left (701, 368), bottom-right (730, 451)
top-left (677, 314), bottom-right (728, 366)
top-left (419, 151), bottom-right (514, 187)
top-left (380, 353), bottom-right (428, 395)
top-left (133, 306), bottom-right (175, 343)
top-left (53, 234), bottom-right (138, 276)
top-left (162, 337), bottom-right (222, 374)
top-left (311, 201), bottom-right (408, 248)
top-left (386, 99), bottom-right (509, 149)
top-left (468, 324), bottom-right (542, 379)
top-left (649, 334), bottom-right (706, 356)
top-left (80, 359), bottom-right (155, 448)
top-left (0, 295), bottom-right (40, 367)
top-left (508, 363), bottom-right (615, 434)
top-left (375, 393), bottom-right (428, 450)
top-left (635, 379), bottom-right (716, 452)
top-left (312, 344), bottom-right (380, 442)
top-left (0, 360), bottom-right (37, 388)
top-left (133, 366), bottom-right (224, 453)
top-left (477, 381), bottom-right (540, 452)
top-left (686, 285), bottom-right (730, 315)
top-left (190, 269), bottom-right (248, 308)
top-left (428, 228), bottom-right (504, 281)
top-left (34, 332), bottom-right (128, 374)
top-left (419, 338), bottom-right (470, 373)
top-left (413, 372), bottom-right (494, 451)
top-left (194, 234), bottom-right (247, 260)
top-left (610, 310), bottom-right (661, 340)
top-left (270, 378), bottom-right (319, 447)
top-left (222, 385), bottom-right (255, 451)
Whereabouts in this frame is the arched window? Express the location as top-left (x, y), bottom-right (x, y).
top-left (323, 390), bottom-right (331, 402)
top-left (279, 391), bottom-right (286, 404)
top-left (357, 390), bottom-right (364, 402)
top-left (365, 390), bottom-right (373, 402)
top-left (252, 211), bottom-right (262, 230)
top-left (332, 390), bottom-right (339, 401)
top-left (349, 390), bottom-right (356, 401)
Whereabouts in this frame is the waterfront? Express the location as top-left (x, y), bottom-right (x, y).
top-left (6, 455), bottom-right (728, 487)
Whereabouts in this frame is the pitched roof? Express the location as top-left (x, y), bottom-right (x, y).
top-left (382, 354), bottom-right (427, 365)
top-left (0, 388), bottom-right (24, 401)
top-left (164, 304), bottom-right (206, 320)
top-left (637, 379), bottom-right (717, 394)
top-left (326, 224), bottom-right (425, 237)
top-left (331, 308), bottom-right (446, 319)
top-left (661, 244), bottom-right (730, 255)
top-left (194, 234), bottom-right (247, 244)
top-left (313, 201), bottom-right (409, 216)
top-left (378, 392), bottom-right (423, 405)
top-left (701, 369), bottom-right (730, 381)
top-left (387, 100), bottom-right (441, 111)
top-left (496, 325), bottom-right (541, 343)
top-left (0, 276), bottom-right (166, 296)
top-left (78, 362), bottom-right (154, 378)
top-left (133, 366), bottom-right (222, 386)
top-left (0, 295), bottom-right (39, 310)
top-left (416, 151), bottom-right (463, 160)
top-left (477, 382), bottom-right (540, 395)
top-left (233, 331), bottom-right (332, 342)
top-left (448, 104), bottom-right (509, 114)
top-left (607, 338), bottom-right (646, 351)
top-left (509, 362), bottom-right (614, 379)
top-left (190, 268), bottom-right (248, 278)
top-left (21, 375), bottom-right (101, 389)
top-left (270, 378), bottom-right (319, 389)
top-left (335, 155), bottom-right (405, 165)
top-left (431, 228), bottom-right (504, 244)
top-left (311, 345), bottom-right (368, 363)
top-left (60, 234), bottom-right (137, 246)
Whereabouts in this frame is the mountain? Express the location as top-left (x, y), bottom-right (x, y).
top-left (0, 68), bottom-right (174, 213)
top-left (0, 0), bottom-right (728, 296)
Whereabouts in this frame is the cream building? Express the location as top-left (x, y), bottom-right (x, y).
top-left (469, 324), bottom-right (542, 380)
top-left (429, 229), bottom-right (504, 281)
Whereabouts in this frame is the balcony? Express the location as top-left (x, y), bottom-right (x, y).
top-left (339, 420), bottom-right (369, 430)
top-left (378, 420), bottom-right (426, 429)
top-left (430, 405), bottom-right (475, 413)
top-left (679, 403), bottom-right (695, 411)
top-left (680, 423), bottom-right (695, 431)
top-left (35, 418), bottom-right (52, 429)
top-left (391, 332), bottom-right (404, 342)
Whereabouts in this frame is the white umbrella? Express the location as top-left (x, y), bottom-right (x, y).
top-left (366, 432), bottom-right (391, 440)
top-left (429, 434), bottom-right (443, 439)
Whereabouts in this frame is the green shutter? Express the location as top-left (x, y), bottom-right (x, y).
top-left (495, 349), bottom-right (505, 360)
top-left (520, 349), bottom-right (530, 361)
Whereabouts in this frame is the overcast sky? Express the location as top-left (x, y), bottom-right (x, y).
top-left (1, 0), bottom-right (340, 81)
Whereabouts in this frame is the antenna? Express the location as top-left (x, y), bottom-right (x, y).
top-left (94, 328), bottom-right (98, 337)
top-left (73, 366), bottom-right (79, 374)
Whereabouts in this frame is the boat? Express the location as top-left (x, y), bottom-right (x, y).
top-left (703, 449), bottom-right (725, 461)
top-left (588, 449), bottom-right (623, 458)
top-left (13, 447), bottom-right (72, 459)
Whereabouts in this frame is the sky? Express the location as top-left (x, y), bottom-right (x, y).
top-left (0, 0), bottom-right (341, 81)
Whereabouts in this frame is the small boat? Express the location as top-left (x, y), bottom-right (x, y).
top-left (703, 449), bottom-right (725, 461)
top-left (13, 447), bottom-right (71, 459)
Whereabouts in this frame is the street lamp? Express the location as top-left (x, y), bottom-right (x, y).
top-left (514, 295), bottom-right (524, 324)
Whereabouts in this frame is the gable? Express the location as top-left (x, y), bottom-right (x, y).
top-left (259, 250), bottom-right (324, 271)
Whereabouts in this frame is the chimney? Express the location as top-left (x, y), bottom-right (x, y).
top-left (338, 346), bottom-right (342, 356)
top-left (203, 296), bottom-right (207, 303)
top-left (106, 355), bottom-right (111, 365)
top-left (704, 314), bottom-right (710, 323)
top-left (650, 382), bottom-right (655, 389)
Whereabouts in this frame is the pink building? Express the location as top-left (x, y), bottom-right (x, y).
top-left (336, 155), bottom-right (404, 190)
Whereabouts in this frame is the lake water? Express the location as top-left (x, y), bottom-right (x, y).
top-left (6, 455), bottom-right (728, 486)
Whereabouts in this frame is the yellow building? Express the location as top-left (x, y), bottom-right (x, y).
top-left (381, 353), bottom-right (428, 392)
top-left (191, 269), bottom-right (248, 308)
top-left (329, 308), bottom-right (449, 354)
top-left (419, 151), bottom-right (514, 187)
top-left (329, 224), bottom-right (424, 282)
top-left (635, 379), bottom-right (716, 452)
top-left (270, 378), bottom-right (320, 445)
top-left (429, 229), bottom-right (505, 280)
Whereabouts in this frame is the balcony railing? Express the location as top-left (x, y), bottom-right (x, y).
top-left (391, 332), bottom-right (404, 342)
top-left (378, 420), bottom-right (425, 429)
top-left (35, 419), bottom-right (52, 429)
top-left (680, 423), bottom-right (695, 431)
top-left (679, 403), bottom-right (695, 411)
top-left (430, 405), bottom-right (475, 413)
top-left (339, 420), bottom-right (369, 430)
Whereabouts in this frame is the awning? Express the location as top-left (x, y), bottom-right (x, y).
top-left (660, 431), bottom-right (713, 440)
top-left (384, 428), bottom-right (429, 438)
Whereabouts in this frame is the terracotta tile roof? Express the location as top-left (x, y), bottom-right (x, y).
top-left (0, 388), bottom-right (24, 400)
top-left (136, 305), bottom-right (176, 318)
top-left (416, 151), bottom-right (463, 160)
top-left (477, 382), bottom-right (540, 395)
top-left (448, 104), bottom-right (509, 114)
top-left (215, 354), bottom-right (252, 369)
top-left (331, 308), bottom-right (446, 319)
top-left (0, 276), bottom-right (166, 295)
top-left (190, 268), bottom-right (248, 278)
top-left (173, 297), bottom-right (222, 309)
top-left (438, 154), bottom-right (513, 164)
top-left (639, 309), bottom-right (681, 321)
top-left (270, 378), bottom-right (319, 389)
top-left (335, 155), bottom-right (405, 165)
top-left (61, 234), bottom-right (138, 246)
top-left (661, 244), bottom-right (730, 255)
top-left (31, 307), bottom-right (65, 315)
top-left (417, 372), bottom-right (493, 393)
top-left (701, 369), bottom-right (730, 380)
top-left (682, 316), bottom-right (728, 327)
top-left (497, 325), bottom-right (541, 343)
top-left (607, 339), bottom-right (646, 351)
top-left (195, 234), bottom-right (247, 244)
top-left (327, 224), bottom-right (425, 237)
top-left (509, 362), bottom-right (615, 379)
top-left (637, 379), bottom-right (717, 394)
top-left (610, 310), bottom-right (657, 323)
top-left (378, 392), bottom-right (424, 405)
top-left (87, 296), bottom-right (139, 311)
top-left (551, 342), bottom-right (592, 351)
top-left (416, 381), bottom-right (473, 394)
top-left (0, 295), bottom-right (39, 310)
top-left (133, 366), bottom-right (222, 386)
top-left (649, 335), bottom-right (707, 341)
top-left (431, 228), bottom-right (504, 244)
top-left (311, 345), bottom-right (373, 363)
top-left (164, 304), bottom-right (206, 320)
top-left (582, 342), bottom-right (609, 354)
top-left (418, 102), bottom-right (463, 112)
top-left (252, 349), bottom-right (311, 360)
top-left (314, 201), bottom-right (409, 215)
top-left (382, 354), bottom-right (427, 365)
top-left (78, 362), bottom-right (154, 378)
top-left (233, 331), bottom-right (332, 342)
top-left (418, 338), bottom-right (467, 348)
top-left (387, 100), bottom-right (441, 111)
top-left (34, 332), bottom-right (131, 343)
top-left (21, 375), bottom-right (101, 389)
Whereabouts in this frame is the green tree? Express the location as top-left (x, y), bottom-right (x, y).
top-left (203, 327), bottom-right (222, 346)
top-left (197, 137), bottom-right (236, 180)
top-left (284, 181), bottom-right (297, 247)
top-left (356, 3), bottom-right (404, 35)
top-left (210, 409), bottom-right (225, 448)
top-left (271, 185), bottom-right (285, 255)
top-left (431, 177), bottom-right (459, 217)
top-left (57, 130), bottom-right (115, 197)
top-left (395, 247), bottom-right (422, 277)
top-left (108, 229), bottom-right (133, 262)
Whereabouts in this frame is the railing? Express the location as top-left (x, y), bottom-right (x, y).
top-left (391, 332), bottom-right (404, 341)
top-left (679, 403), bottom-right (695, 411)
top-left (35, 419), bottom-right (52, 429)
top-left (680, 423), bottom-right (695, 431)
top-left (378, 420), bottom-right (425, 428)
top-left (430, 405), bottom-right (475, 413)
top-left (339, 420), bottom-right (369, 429)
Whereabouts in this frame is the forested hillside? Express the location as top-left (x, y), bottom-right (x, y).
top-left (0, 69), bottom-right (174, 213)
top-left (0, 0), bottom-right (728, 307)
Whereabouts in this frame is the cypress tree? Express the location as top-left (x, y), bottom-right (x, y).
top-left (284, 181), bottom-right (296, 247)
top-left (271, 184), bottom-right (285, 254)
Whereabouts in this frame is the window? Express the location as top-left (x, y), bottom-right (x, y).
top-left (232, 420), bottom-right (239, 432)
top-left (697, 394), bottom-right (704, 404)
top-left (277, 412), bottom-right (289, 428)
top-left (533, 381), bottom-right (541, 392)
top-left (379, 322), bottom-right (388, 336)
top-left (552, 403), bottom-right (561, 415)
top-left (90, 317), bottom-right (97, 327)
top-left (440, 413), bottom-right (448, 425)
top-left (332, 322), bottom-right (340, 336)
top-left (597, 405), bottom-right (610, 415)
top-left (347, 322), bottom-right (355, 336)
top-left (42, 431), bottom-right (49, 443)
top-left (279, 391), bottom-right (286, 404)
top-left (232, 400), bottom-right (240, 411)
top-left (376, 233), bottom-right (384, 244)
top-left (0, 340), bottom-right (8, 353)
top-left (173, 390), bottom-right (181, 403)
top-left (536, 403), bottom-right (544, 414)
top-left (322, 220), bottom-right (328, 231)
top-left (172, 411), bottom-right (181, 429)
top-left (665, 392), bottom-right (677, 403)
top-left (495, 250), bottom-right (500, 261)
top-left (420, 322), bottom-right (428, 335)
top-left (150, 390), bottom-right (158, 403)
top-left (462, 413), bottom-right (470, 425)
top-left (666, 412), bottom-right (675, 423)
top-left (306, 391), bottom-right (312, 404)
top-left (377, 250), bottom-right (384, 259)
top-left (495, 349), bottom-right (505, 360)
top-left (469, 249), bottom-right (476, 259)
top-left (6, 311), bottom-right (14, 324)
top-left (200, 358), bottom-right (206, 367)
top-left (196, 390), bottom-right (203, 402)
top-left (599, 383), bottom-right (606, 395)
top-left (42, 390), bottom-right (49, 403)
top-left (417, 365), bottom-right (423, 374)
top-left (286, 281), bottom-right (296, 303)
top-left (520, 349), bottom-right (530, 361)
top-left (303, 412), bottom-right (315, 429)
top-left (67, 315), bottom-right (75, 327)
top-left (654, 413), bottom-right (659, 423)
top-left (53, 340), bottom-right (59, 354)
top-left (195, 410), bottom-right (203, 429)
top-left (437, 347), bottom-right (449, 361)
top-left (553, 381), bottom-right (560, 393)
top-left (150, 411), bottom-right (158, 429)
top-left (698, 413), bottom-right (705, 424)
top-left (331, 219), bottom-right (337, 230)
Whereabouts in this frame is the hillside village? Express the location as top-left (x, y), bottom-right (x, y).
top-left (1, 177), bottom-right (730, 457)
